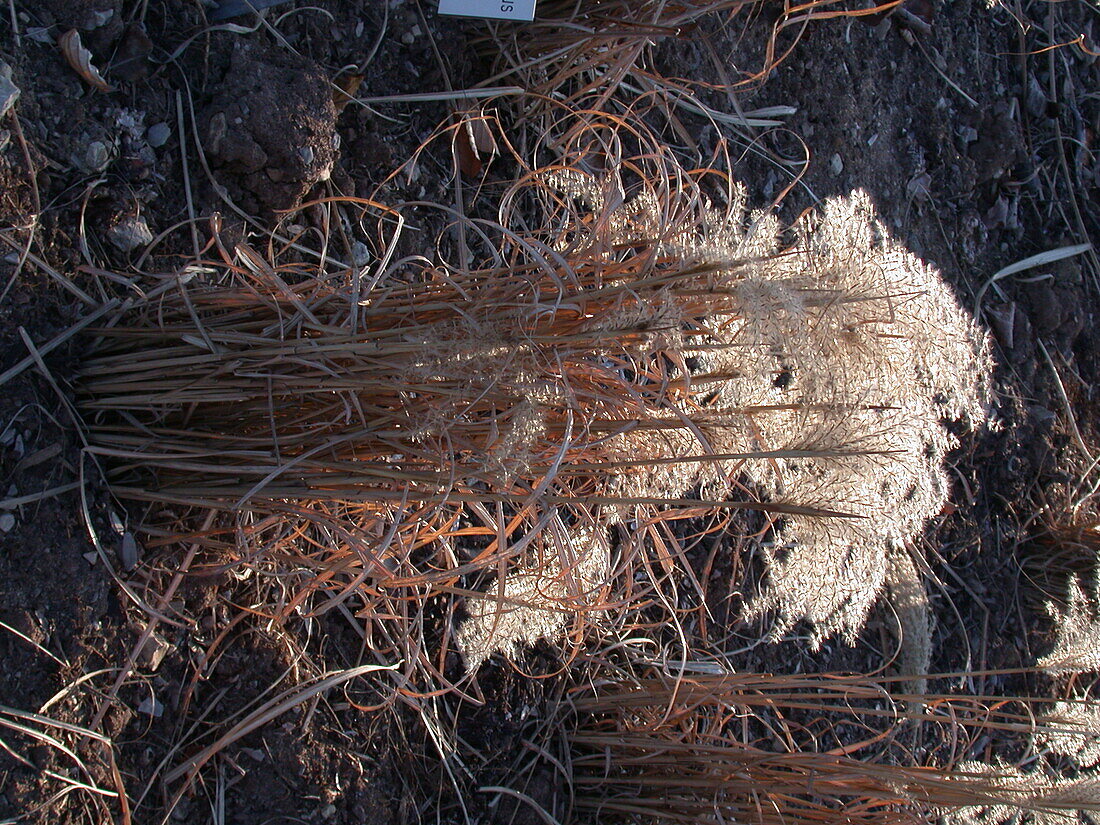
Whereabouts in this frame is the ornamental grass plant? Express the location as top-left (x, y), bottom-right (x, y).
top-left (77, 112), bottom-right (989, 693)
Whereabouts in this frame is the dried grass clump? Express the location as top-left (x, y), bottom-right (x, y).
top-left (481, 0), bottom-right (748, 105)
top-left (480, 0), bottom-right (902, 112)
top-left (1038, 569), bottom-right (1100, 675)
top-left (456, 520), bottom-right (609, 669)
top-left (939, 762), bottom-right (1100, 825)
top-left (562, 670), bottom-right (1100, 825)
top-left (533, 135), bottom-right (989, 645)
top-left (1038, 702), bottom-right (1100, 769)
top-left (77, 115), bottom-right (987, 688)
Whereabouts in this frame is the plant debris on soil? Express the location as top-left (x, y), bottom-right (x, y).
top-left (0, 0), bottom-right (1098, 823)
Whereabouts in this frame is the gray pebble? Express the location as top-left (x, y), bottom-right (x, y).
top-left (351, 241), bottom-right (371, 268)
top-left (25, 27), bottom-right (53, 44)
top-left (84, 140), bottom-right (112, 173)
top-left (0, 62), bottom-right (19, 119)
top-left (107, 215), bottom-right (155, 253)
top-left (119, 531), bottom-right (141, 571)
top-left (146, 122), bottom-right (171, 148)
top-left (137, 696), bottom-right (164, 717)
top-left (0, 512), bottom-right (14, 533)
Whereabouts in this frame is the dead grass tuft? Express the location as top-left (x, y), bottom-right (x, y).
top-left (76, 113), bottom-right (988, 701)
top-left (562, 669), bottom-right (1100, 825)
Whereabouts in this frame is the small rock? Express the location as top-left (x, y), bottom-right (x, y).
top-left (146, 122), bottom-right (170, 148)
top-left (1028, 404), bottom-right (1057, 425)
top-left (88, 9), bottom-right (115, 28)
top-left (137, 696), bottom-right (164, 717)
top-left (107, 215), bottom-right (154, 253)
top-left (401, 30), bottom-right (415, 45)
top-left (986, 303), bottom-right (1016, 350)
top-left (84, 140), bottom-right (112, 173)
top-left (207, 111), bottom-right (227, 155)
top-left (1030, 284), bottom-right (1063, 335)
top-left (984, 196), bottom-right (1009, 230)
top-left (829, 153), bottom-right (844, 175)
top-left (1026, 75), bottom-right (1047, 119)
top-left (297, 145), bottom-right (315, 166)
top-left (0, 512), bottom-right (15, 533)
top-left (136, 631), bottom-right (171, 671)
top-left (111, 23), bottom-right (154, 84)
top-left (83, 551), bottom-right (99, 565)
top-left (0, 62), bottom-right (20, 119)
top-left (350, 241), bottom-right (371, 268)
top-left (906, 172), bottom-right (932, 203)
top-left (25, 27), bottom-right (53, 44)
top-left (119, 531), bottom-right (141, 571)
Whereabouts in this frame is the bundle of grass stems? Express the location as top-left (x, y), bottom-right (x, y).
top-left (561, 670), bottom-right (1100, 824)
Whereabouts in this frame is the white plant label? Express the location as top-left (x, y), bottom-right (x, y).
top-left (437, 0), bottom-right (535, 21)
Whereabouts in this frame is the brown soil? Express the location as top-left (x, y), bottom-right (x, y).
top-left (0, 0), bottom-right (1097, 823)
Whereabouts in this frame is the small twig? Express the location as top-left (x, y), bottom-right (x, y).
top-left (895, 7), bottom-right (932, 36)
top-left (176, 90), bottom-right (201, 259)
top-left (0, 481), bottom-right (82, 509)
top-left (0, 301), bottom-right (118, 389)
top-left (353, 86), bottom-right (525, 104)
top-left (162, 662), bottom-right (397, 786)
top-left (911, 36), bottom-right (979, 107)
top-left (0, 230), bottom-right (97, 306)
top-left (973, 242), bottom-right (1093, 315)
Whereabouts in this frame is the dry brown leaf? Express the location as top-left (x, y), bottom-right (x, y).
top-left (58, 29), bottom-right (113, 93)
top-left (454, 126), bottom-right (482, 178)
top-left (332, 73), bottom-right (363, 115)
top-left (453, 112), bottom-right (498, 179)
top-left (468, 115), bottom-right (497, 157)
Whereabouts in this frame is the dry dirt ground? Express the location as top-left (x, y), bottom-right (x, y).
top-left (0, 0), bottom-right (1098, 823)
